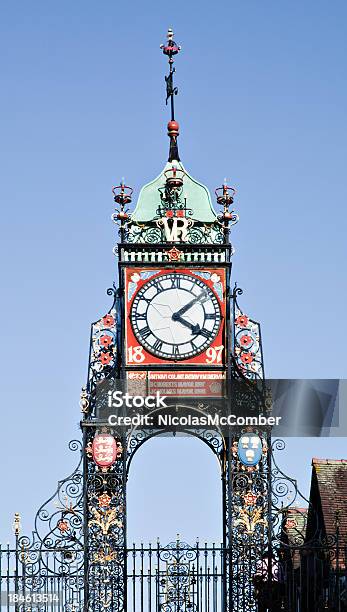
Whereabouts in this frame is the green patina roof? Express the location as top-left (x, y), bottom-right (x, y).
top-left (131, 161), bottom-right (217, 223)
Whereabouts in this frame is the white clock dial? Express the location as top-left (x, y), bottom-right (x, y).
top-left (130, 273), bottom-right (221, 360)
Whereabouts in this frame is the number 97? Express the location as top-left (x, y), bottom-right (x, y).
top-left (205, 345), bottom-right (224, 364)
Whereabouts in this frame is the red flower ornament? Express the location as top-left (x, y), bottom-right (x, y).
top-left (100, 334), bottom-right (113, 348)
top-left (240, 334), bottom-right (252, 347)
top-left (57, 520), bottom-right (69, 533)
top-left (240, 352), bottom-right (254, 365)
top-left (244, 492), bottom-right (258, 507)
top-left (99, 352), bottom-right (112, 365)
top-left (166, 246), bottom-right (182, 262)
top-left (236, 315), bottom-right (249, 328)
top-left (98, 493), bottom-right (112, 508)
top-left (102, 314), bottom-right (115, 328)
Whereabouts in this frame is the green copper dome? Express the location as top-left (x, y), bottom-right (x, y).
top-left (131, 161), bottom-right (218, 223)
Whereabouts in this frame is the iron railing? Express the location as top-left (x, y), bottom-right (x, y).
top-left (1, 540), bottom-right (347, 611)
top-left (127, 542), bottom-right (225, 612)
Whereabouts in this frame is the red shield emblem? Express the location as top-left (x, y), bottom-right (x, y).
top-left (92, 434), bottom-right (119, 468)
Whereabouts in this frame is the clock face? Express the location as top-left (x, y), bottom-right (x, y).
top-left (130, 273), bottom-right (221, 360)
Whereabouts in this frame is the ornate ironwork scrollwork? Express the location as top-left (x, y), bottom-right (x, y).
top-left (232, 286), bottom-right (264, 381)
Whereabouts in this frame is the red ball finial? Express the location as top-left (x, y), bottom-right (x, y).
top-left (167, 120), bottom-right (179, 137)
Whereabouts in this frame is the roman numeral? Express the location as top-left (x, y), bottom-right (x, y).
top-left (205, 313), bottom-right (216, 320)
top-left (190, 340), bottom-right (198, 351)
top-left (171, 345), bottom-right (180, 358)
top-left (139, 326), bottom-right (151, 339)
top-left (200, 328), bottom-right (212, 339)
top-left (171, 276), bottom-right (181, 289)
top-left (153, 339), bottom-right (163, 352)
top-left (155, 280), bottom-right (165, 291)
top-left (136, 313), bottom-right (147, 320)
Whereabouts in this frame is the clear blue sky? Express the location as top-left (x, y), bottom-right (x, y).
top-left (1, 0), bottom-right (347, 545)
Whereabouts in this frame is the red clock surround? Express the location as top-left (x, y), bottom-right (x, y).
top-left (125, 267), bottom-right (226, 367)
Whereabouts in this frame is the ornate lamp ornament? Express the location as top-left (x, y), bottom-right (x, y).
top-left (112, 180), bottom-right (133, 221)
top-left (111, 180), bottom-right (133, 242)
top-left (215, 180), bottom-right (239, 227)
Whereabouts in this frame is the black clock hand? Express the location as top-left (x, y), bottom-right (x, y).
top-left (173, 314), bottom-right (201, 335)
top-left (172, 291), bottom-right (208, 320)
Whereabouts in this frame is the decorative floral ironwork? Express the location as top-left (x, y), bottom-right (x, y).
top-left (84, 423), bottom-right (126, 611)
top-left (2, 440), bottom-right (85, 607)
top-left (232, 286), bottom-right (264, 381)
top-left (122, 218), bottom-right (226, 246)
top-left (88, 297), bottom-right (118, 390)
top-left (157, 540), bottom-right (198, 612)
top-left (234, 507), bottom-right (267, 535)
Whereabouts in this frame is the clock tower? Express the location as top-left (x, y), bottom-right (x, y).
top-left (120, 145), bottom-right (231, 371)
top-left (83, 29), bottom-right (267, 612)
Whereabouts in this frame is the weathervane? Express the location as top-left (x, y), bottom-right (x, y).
top-left (160, 28), bottom-right (181, 120)
top-left (161, 28), bottom-right (181, 162)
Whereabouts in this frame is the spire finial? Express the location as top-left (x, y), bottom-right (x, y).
top-left (160, 28), bottom-right (181, 162)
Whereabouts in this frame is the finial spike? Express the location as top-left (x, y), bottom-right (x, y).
top-left (161, 29), bottom-right (181, 162)
top-left (13, 512), bottom-right (21, 536)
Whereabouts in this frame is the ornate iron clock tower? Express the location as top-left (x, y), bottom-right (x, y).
top-left (82, 29), bottom-right (268, 612)
top-left (5, 30), bottom-right (345, 612)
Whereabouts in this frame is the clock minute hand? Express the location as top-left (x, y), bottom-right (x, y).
top-left (172, 291), bottom-right (208, 320)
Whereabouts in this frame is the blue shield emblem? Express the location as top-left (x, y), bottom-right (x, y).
top-left (238, 434), bottom-right (262, 467)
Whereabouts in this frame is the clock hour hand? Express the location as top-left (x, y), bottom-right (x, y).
top-left (173, 314), bottom-right (201, 335)
top-left (172, 291), bottom-right (208, 320)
